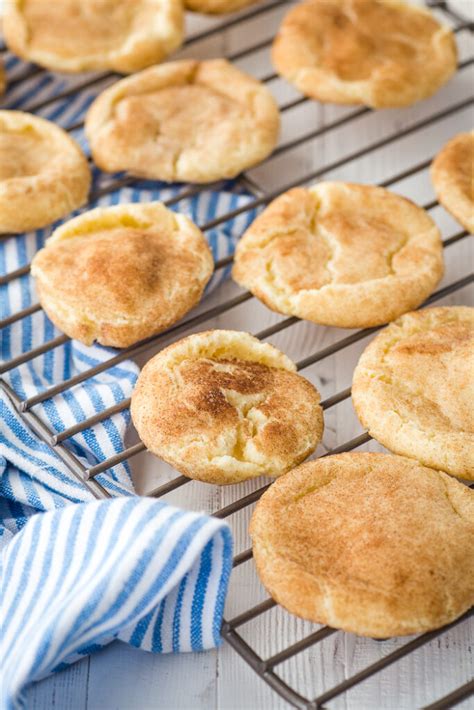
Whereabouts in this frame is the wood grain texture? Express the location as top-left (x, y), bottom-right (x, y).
top-left (20, 0), bottom-right (474, 707)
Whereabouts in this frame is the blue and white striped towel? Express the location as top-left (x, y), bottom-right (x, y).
top-left (1, 498), bottom-right (232, 710)
top-left (0, 55), bottom-right (258, 707)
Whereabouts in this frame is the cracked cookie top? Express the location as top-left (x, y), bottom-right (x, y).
top-left (352, 306), bottom-right (474, 479)
top-left (271, 0), bottom-right (457, 108)
top-left (0, 111), bottom-right (90, 234)
top-left (250, 452), bottom-right (474, 637)
top-left (3, 0), bottom-right (183, 73)
top-left (31, 202), bottom-right (213, 348)
top-left (232, 182), bottom-right (444, 328)
top-left (85, 59), bottom-right (280, 183)
top-left (131, 330), bottom-right (324, 484)
top-left (431, 131), bottom-right (474, 235)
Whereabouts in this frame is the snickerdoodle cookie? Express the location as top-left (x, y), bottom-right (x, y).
top-left (431, 131), bottom-right (474, 234)
top-left (3, 0), bottom-right (183, 73)
top-left (251, 452), bottom-right (474, 637)
top-left (31, 202), bottom-right (213, 347)
top-left (352, 307), bottom-right (474, 480)
top-left (85, 59), bottom-right (280, 183)
top-left (131, 330), bottom-right (324, 484)
top-left (233, 182), bottom-right (444, 328)
top-left (0, 111), bottom-right (90, 234)
top-left (272, 0), bottom-right (457, 108)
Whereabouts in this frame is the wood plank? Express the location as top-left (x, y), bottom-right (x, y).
top-left (24, 658), bottom-right (89, 710)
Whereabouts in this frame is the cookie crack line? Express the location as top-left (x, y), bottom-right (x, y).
top-left (289, 477), bottom-right (335, 503)
top-left (385, 233), bottom-right (410, 275)
top-left (316, 224), bottom-right (338, 283)
top-left (222, 388), bottom-right (267, 466)
top-left (442, 479), bottom-right (468, 521)
top-left (307, 196), bottom-right (340, 284)
top-left (263, 256), bottom-right (294, 309)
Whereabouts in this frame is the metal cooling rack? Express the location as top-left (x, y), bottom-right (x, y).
top-left (1, 1), bottom-right (473, 707)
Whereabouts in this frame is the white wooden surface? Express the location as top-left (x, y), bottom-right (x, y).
top-left (22, 1), bottom-right (473, 708)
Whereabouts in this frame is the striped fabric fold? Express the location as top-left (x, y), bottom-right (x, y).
top-left (1, 498), bottom-right (233, 710)
top-left (0, 54), bottom-right (247, 706)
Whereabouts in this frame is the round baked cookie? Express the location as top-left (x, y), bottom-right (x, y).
top-left (352, 307), bottom-right (474, 480)
top-left (232, 182), bottom-right (444, 328)
top-left (251, 452), bottom-right (474, 637)
top-left (85, 59), bottom-right (280, 183)
top-left (30, 203), bottom-right (213, 348)
top-left (272, 0), bottom-right (457, 108)
top-left (131, 330), bottom-right (323, 484)
top-left (185, 0), bottom-right (259, 13)
top-left (431, 131), bottom-right (474, 234)
top-left (3, 0), bottom-right (183, 74)
top-left (0, 111), bottom-right (91, 234)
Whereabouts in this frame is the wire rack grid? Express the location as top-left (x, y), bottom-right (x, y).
top-left (1, 1), bottom-right (473, 707)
